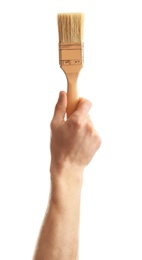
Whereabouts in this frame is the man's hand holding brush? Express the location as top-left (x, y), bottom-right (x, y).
top-left (50, 91), bottom-right (101, 178)
top-left (33, 91), bottom-right (101, 260)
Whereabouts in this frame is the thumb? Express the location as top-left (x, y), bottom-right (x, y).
top-left (52, 91), bottom-right (67, 123)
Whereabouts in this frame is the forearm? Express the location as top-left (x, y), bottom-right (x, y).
top-left (33, 163), bottom-right (83, 260)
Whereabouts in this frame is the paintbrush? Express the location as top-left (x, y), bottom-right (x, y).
top-left (57, 13), bottom-right (84, 118)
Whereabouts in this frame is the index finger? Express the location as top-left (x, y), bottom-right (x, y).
top-left (72, 98), bottom-right (92, 120)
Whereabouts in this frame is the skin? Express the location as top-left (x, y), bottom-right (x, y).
top-left (33, 91), bottom-right (101, 260)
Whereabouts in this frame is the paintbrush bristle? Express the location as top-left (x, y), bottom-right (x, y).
top-left (57, 13), bottom-right (84, 43)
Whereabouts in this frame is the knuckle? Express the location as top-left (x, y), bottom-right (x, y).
top-left (96, 135), bottom-right (102, 148)
top-left (55, 103), bottom-right (63, 112)
top-left (80, 98), bottom-right (92, 107)
top-left (98, 136), bottom-right (102, 145)
top-left (70, 115), bottom-right (82, 130)
top-left (86, 122), bottom-right (94, 134)
top-left (50, 120), bottom-right (56, 130)
top-left (92, 129), bottom-right (102, 148)
top-left (85, 99), bottom-right (92, 107)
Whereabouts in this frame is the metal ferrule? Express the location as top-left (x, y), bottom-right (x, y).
top-left (59, 43), bottom-right (84, 66)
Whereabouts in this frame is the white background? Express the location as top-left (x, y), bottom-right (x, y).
top-left (0, 0), bottom-right (142, 259)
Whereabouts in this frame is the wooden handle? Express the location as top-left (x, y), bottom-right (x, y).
top-left (66, 73), bottom-right (79, 118)
top-left (61, 64), bottom-right (82, 118)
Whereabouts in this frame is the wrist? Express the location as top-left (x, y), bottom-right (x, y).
top-left (50, 160), bottom-right (84, 207)
top-left (50, 159), bottom-right (84, 184)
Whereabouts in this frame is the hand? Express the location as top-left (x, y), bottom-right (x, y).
top-left (50, 91), bottom-right (101, 175)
